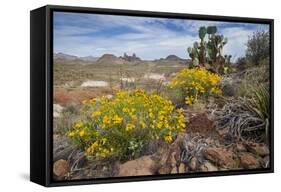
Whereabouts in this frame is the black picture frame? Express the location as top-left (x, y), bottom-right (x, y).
top-left (30, 5), bottom-right (274, 187)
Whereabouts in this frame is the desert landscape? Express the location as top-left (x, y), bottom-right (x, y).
top-left (52, 13), bottom-right (271, 181)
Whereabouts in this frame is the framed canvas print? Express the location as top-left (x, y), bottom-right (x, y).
top-left (30, 5), bottom-right (274, 187)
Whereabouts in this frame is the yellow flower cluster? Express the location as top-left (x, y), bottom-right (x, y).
top-left (67, 89), bottom-right (187, 160)
top-left (169, 67), bottom-right (222, 105)
top-left (185, 96), bottom-right (195, 105)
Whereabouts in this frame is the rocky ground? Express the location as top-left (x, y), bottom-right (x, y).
top-left (53, 110), bottom-right (270, 180)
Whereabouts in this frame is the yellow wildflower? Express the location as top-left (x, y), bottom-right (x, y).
top-left (125, 123), bottom-right (135, 131)
top-left (101, 138), bottom-right (107, 145)
top-left (158, 115), bottom-right (165, 121)
top-left (139, 120), bottom-right (147, 128)
top-left (112, 114), bottom-right (123, 124)
top-left (164, 135), bottom-right (173, 142)
top-left (157, 121), bottom-right (163, 128)
top-left (169, 67), bottom-right (222, 106)
top-left (79, 129), bottom-right (86, 137)
top-left (82, 99), bottom-right (87, 105)
top-left (68, 131), bottom-right (75, 137)
top-left (185, 96), bottom-right (195, 105)
top-left (211, 87), bottom-right (222, 94)
top-left (130, 114), bottom-right (137, 121)
top-left (89, 98), bottom-right (96, 105)
top-left (122, 107), bottom-right (130, 113)
top-left (91, 111), bottom-right (101, 117)
top-left (68, 89), bottom-right (189, 160)
top-left (102, 116), bottom-right (110, 127)
top-left (74, 122), bottom-right (83, 129)
top-left (164, 121), bottom-right (169, 128)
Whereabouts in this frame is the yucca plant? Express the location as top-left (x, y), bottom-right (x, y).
top-left (249, 85), bottom-right (269, 120)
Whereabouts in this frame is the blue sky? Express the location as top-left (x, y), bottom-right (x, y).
top-left (54, 11), bottom-right (269, 61)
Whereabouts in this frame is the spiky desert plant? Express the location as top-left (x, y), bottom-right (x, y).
top-left (198, 26), bottom-right (207, 66)
top-left (187, 26), bottom-right (232, 74)
top-left (206, 27), bottom-right (228, 74)
top-left (212, 86), bottom-right (270, 142)
top-left (188, 42), bottom-right (200, 67)
top-left (248, 85), bottom-right (270, 120)
top-left (207, 26), bottom-right (217, 35)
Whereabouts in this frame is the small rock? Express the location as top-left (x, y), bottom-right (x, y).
top-left (246, 143), bottom-right (269, 157)
top-left (205, 137), bottom-right (214, 145)
top-left (171, 167), bottom-right (178, 174)
top-left (53, 159), bottom-right (70, 178)
top-left (203, 147), bottom-right (236, 168)
top-left (263, 155), bottom-right (270, 168)
top-left (102, 166), bottom-right (109, 172)
top-left (178, 163), bottom-right (186, 173)
top-left (106, 94), bottom-right (113, 99)
top-left (170, 152), bottom-right (177, 167)
top-left (187, 141), bottom-right (194, 151)
top-left (158, 166), bottom-right (171, 174)
top-left (236, 143), bottom-right (247, 152)
top-left (118, 155), bottom-right (157, 176)
top-left (200, 162), bottom-right (218, 172)
top-left (189, 157), bottom-right (198, 171)
top-left (240, 153), bottom-right (260, 169)
top-left (158, 136), bottom-right (182, 174)
top-left (217, 128), bottom-right (228, 138)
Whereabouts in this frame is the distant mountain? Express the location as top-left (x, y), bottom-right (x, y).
top-left (54, 52), bottom-right (99, 64)
top-left (96, 54), bottom-right (125, 65)
top-left (97, 54), bottom-right (117, 61)
top-left (165, 54), bottom-right (184, 61)
top-left (80, 56), bottom-right (99, 62)
top-left (54, 52), bottom-right (79, 61)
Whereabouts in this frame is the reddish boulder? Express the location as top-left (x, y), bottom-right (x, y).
top-left (239, 153), bottom-right (260, 169)
top-left (245, 142), bottom-right (269, 157)
top-left (200, 162), bottom-right (218, 172)
top-left (187, 113), bottom-right (214, 134)
top-left (53, 159), bottom-right (70, 178)
top-left (203, 147), bottom-right (236, 168)
top-left (178, 163), bottom-right (186, 173)
top-left (118, 156), bottom-right (157, 176)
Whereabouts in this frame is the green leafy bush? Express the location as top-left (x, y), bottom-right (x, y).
top-left (246, 30), bottom-right (270, 66)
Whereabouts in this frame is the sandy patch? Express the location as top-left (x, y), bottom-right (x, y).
top-left (144, 73), bottom-right (166, 80)
top-left (81, 80), bottom-right (109, 87)
top-left (120, 77), bottom-right (136, 83)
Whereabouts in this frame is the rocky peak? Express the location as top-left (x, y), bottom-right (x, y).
top-left (121, 52), bottom-right (141, 62)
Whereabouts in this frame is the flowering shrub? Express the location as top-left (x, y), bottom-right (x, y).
top-left (67, 89), bottom-right (186, 160)
top-left (169, 67), bottom-right (222, 105)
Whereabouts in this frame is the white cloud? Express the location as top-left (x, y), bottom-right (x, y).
top-left (222, 27), bottom-right (254, 61)
top-left (54, 12), bottom-right (269, 61)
